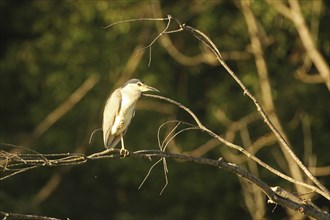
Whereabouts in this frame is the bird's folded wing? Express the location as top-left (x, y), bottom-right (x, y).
top-left (103, 89), bottom-right (122, 147)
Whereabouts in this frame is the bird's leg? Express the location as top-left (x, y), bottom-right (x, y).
top-left (119, 133), bottom-right (129, 157)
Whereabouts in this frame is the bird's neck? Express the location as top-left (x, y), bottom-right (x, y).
top-left (120, 89), bottom-right (141, 108)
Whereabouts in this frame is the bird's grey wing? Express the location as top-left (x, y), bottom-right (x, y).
top-left (103, 89), bottom-right (121, 148)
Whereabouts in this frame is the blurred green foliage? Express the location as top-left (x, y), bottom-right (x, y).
top-left (0, 0), bottom-right (329, 219)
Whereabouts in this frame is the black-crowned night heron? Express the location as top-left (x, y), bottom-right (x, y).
top-left (103, 79), bottom-right (159, 156)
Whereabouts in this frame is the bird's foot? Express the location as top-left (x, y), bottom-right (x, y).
top-left (120, 148), bottom-right (129, 157)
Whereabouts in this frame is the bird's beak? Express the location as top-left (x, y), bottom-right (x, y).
top-left (142, 84), bottom-right (159, 92)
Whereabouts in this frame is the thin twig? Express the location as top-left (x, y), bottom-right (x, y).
top-left (102, 17), bottom-right (170, 29)
top-left (138, 158), bottom-right (163, 190)
top-left (160, 158), bottom-right (169, 195)
top-left (138, 120), bottom-right (179, 193)
top-left (138, 15), bottom-right (173, 66)
top-left (158, 120), bottom-right (180, 150)
top-left (140, 120), bottom-right (198, 195)
top-left (89, 128), bottom-right (102, 144)
top-left (162, 124), bottom-right (200, 152)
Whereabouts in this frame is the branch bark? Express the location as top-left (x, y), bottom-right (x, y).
top-left (0, 211), bottom-right (61, 220)
top-left (1, 148), bottom-right (329, 220)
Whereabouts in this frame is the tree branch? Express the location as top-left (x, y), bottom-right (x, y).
top-left (0, 211), bottom-right (61, 220)
top-left (1, 148), bottom-right (329, 220)
top-left (155, 16), bottom-right (329, 199)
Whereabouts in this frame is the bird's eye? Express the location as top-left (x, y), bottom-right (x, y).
top-left (137, 82), bottom-right (142, 86)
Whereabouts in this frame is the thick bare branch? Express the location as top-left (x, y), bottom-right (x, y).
top-left (1, 148), bottom-right (329, 220)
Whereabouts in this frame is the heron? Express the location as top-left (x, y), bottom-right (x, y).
top-left (102, 79), bottom-right (159, 156)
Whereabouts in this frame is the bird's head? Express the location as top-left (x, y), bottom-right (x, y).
top-left (122, 79), bottom-right (159, 93)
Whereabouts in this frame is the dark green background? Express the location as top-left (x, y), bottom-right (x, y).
top-left (1, 0), bottom-right (329, 219)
